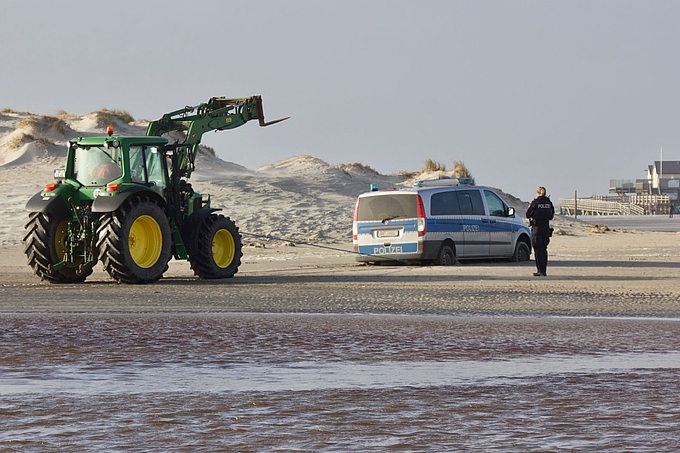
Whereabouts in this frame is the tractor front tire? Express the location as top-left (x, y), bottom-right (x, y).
top-left (189, 214), bottom-right (243, 279)
top-left (97, 196), bottom-right (171, 283)
top-left (23, 213), bottom-right (93, 283)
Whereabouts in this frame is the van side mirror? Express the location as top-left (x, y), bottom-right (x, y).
top-left (507, 207), bottom-right (515, 217)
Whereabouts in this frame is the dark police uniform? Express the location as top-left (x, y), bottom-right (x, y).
top-left (526, 194), bottom-right (554, 276)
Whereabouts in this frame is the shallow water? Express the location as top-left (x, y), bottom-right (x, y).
top-left (1, 314), bottom-right (680, 451)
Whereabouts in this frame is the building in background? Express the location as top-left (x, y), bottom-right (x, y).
top-left (560, 160), bottom-right (679, 216)
top-left (642, 161), bottom-right (680, 200)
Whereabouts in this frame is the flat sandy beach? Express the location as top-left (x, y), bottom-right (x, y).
top-left (2, 113), bottom-right (680, 318)
top-left (2, 227), bottom-right (680, 317)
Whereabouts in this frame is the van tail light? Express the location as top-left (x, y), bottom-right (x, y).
top-left (416, 194), bottom-right (426, 236)
top-left (352, 198), bottom-right (360, 241)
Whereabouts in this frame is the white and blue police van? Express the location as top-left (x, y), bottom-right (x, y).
top-left (352, 178), bottom-right (532, 265)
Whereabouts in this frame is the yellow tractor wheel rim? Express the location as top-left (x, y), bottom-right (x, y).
top-left (54, 219), bottom-right (70, 263)
top-left (129, 215), bottom-right (162, 268)
top-left (212, 229), bottom-right (235, 268)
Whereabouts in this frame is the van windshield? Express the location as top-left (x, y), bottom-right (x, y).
top-left (357, 194), bottom-right (417, 221)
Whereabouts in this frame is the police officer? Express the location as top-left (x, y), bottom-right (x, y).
top-left (526, 186), bottom-right (554, 276)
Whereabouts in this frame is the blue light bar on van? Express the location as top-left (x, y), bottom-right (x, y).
top-left (413, 178), bottom-right (474, 187)
top-left (370, 183), bottom-right (379, 192)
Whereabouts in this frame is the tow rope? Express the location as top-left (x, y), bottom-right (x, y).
top-left (240, 231), bottom-right (412, 264)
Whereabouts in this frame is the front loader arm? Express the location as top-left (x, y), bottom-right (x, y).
top-left (146, 95), bottom-right (288, 177)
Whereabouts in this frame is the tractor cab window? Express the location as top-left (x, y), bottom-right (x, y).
top-left (73, 146), bottom-right (123, 186)
top-left (129, 145), bottom-right (167, 193)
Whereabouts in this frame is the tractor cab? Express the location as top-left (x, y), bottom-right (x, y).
top-left (65, 135), bottom-right (170, 198)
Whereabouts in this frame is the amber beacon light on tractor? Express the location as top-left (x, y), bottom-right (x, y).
top-left (24, 96), bottom-right (288, 284)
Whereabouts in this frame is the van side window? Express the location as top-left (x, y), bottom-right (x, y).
top-left (484, 190), bottom-right (507, 217)
top-left (431, 191), bottom-right (460, 215)
top-left (457, 190), bottom-right (485, 215)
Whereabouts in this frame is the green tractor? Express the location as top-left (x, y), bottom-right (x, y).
top-left (23, 96), bottom-right (288, 283)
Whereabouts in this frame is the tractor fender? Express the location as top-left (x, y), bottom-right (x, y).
top-left (91, 187), bottom-right (165, 213)
top-left (25, 192), bottom-right (70, 218)
top-left (180, 208), bottom-right (220, 256)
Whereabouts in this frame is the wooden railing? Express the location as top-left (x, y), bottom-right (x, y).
top-left (559, 198), bottom-right (646, 216)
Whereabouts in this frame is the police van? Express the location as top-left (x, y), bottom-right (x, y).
top-left (352, 178), bottom-right (532, 265)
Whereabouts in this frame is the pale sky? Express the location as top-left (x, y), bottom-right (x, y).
top-left (2, 0), bottom-right (679, 202)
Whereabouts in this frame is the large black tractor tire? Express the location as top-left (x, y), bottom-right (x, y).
top-left (189, 214), bottom-right (243, 279)
top-left (96, 196), bottom-right (171, 284)
top-left (23, 213), bottom-right (93, 283)
top-left (437, 244), bottom-right (456, 266)
top-left (512, 241), bottom-right (531, 262)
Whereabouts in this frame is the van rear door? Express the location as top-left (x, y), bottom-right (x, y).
top-left (354, 193), bottom-right (419, 257)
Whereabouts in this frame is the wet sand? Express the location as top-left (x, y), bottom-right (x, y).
top-left (3, 230), bottom-right (680, 451)
top-left (2, 313), bottom-right (680, 451)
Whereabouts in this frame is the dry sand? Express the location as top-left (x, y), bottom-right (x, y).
top-left (1, 227), bottom-right (680, 317)
top-left (2, 109), bottom-right (680, 317)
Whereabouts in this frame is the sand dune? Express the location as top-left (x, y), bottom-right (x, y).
top-left (1, 109), bottom-right (573, 249)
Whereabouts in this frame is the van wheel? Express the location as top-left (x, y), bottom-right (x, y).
top-left (437, 245), bottom-right (456, 266)
top-left (512, 241), bottom-right (530, 262)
